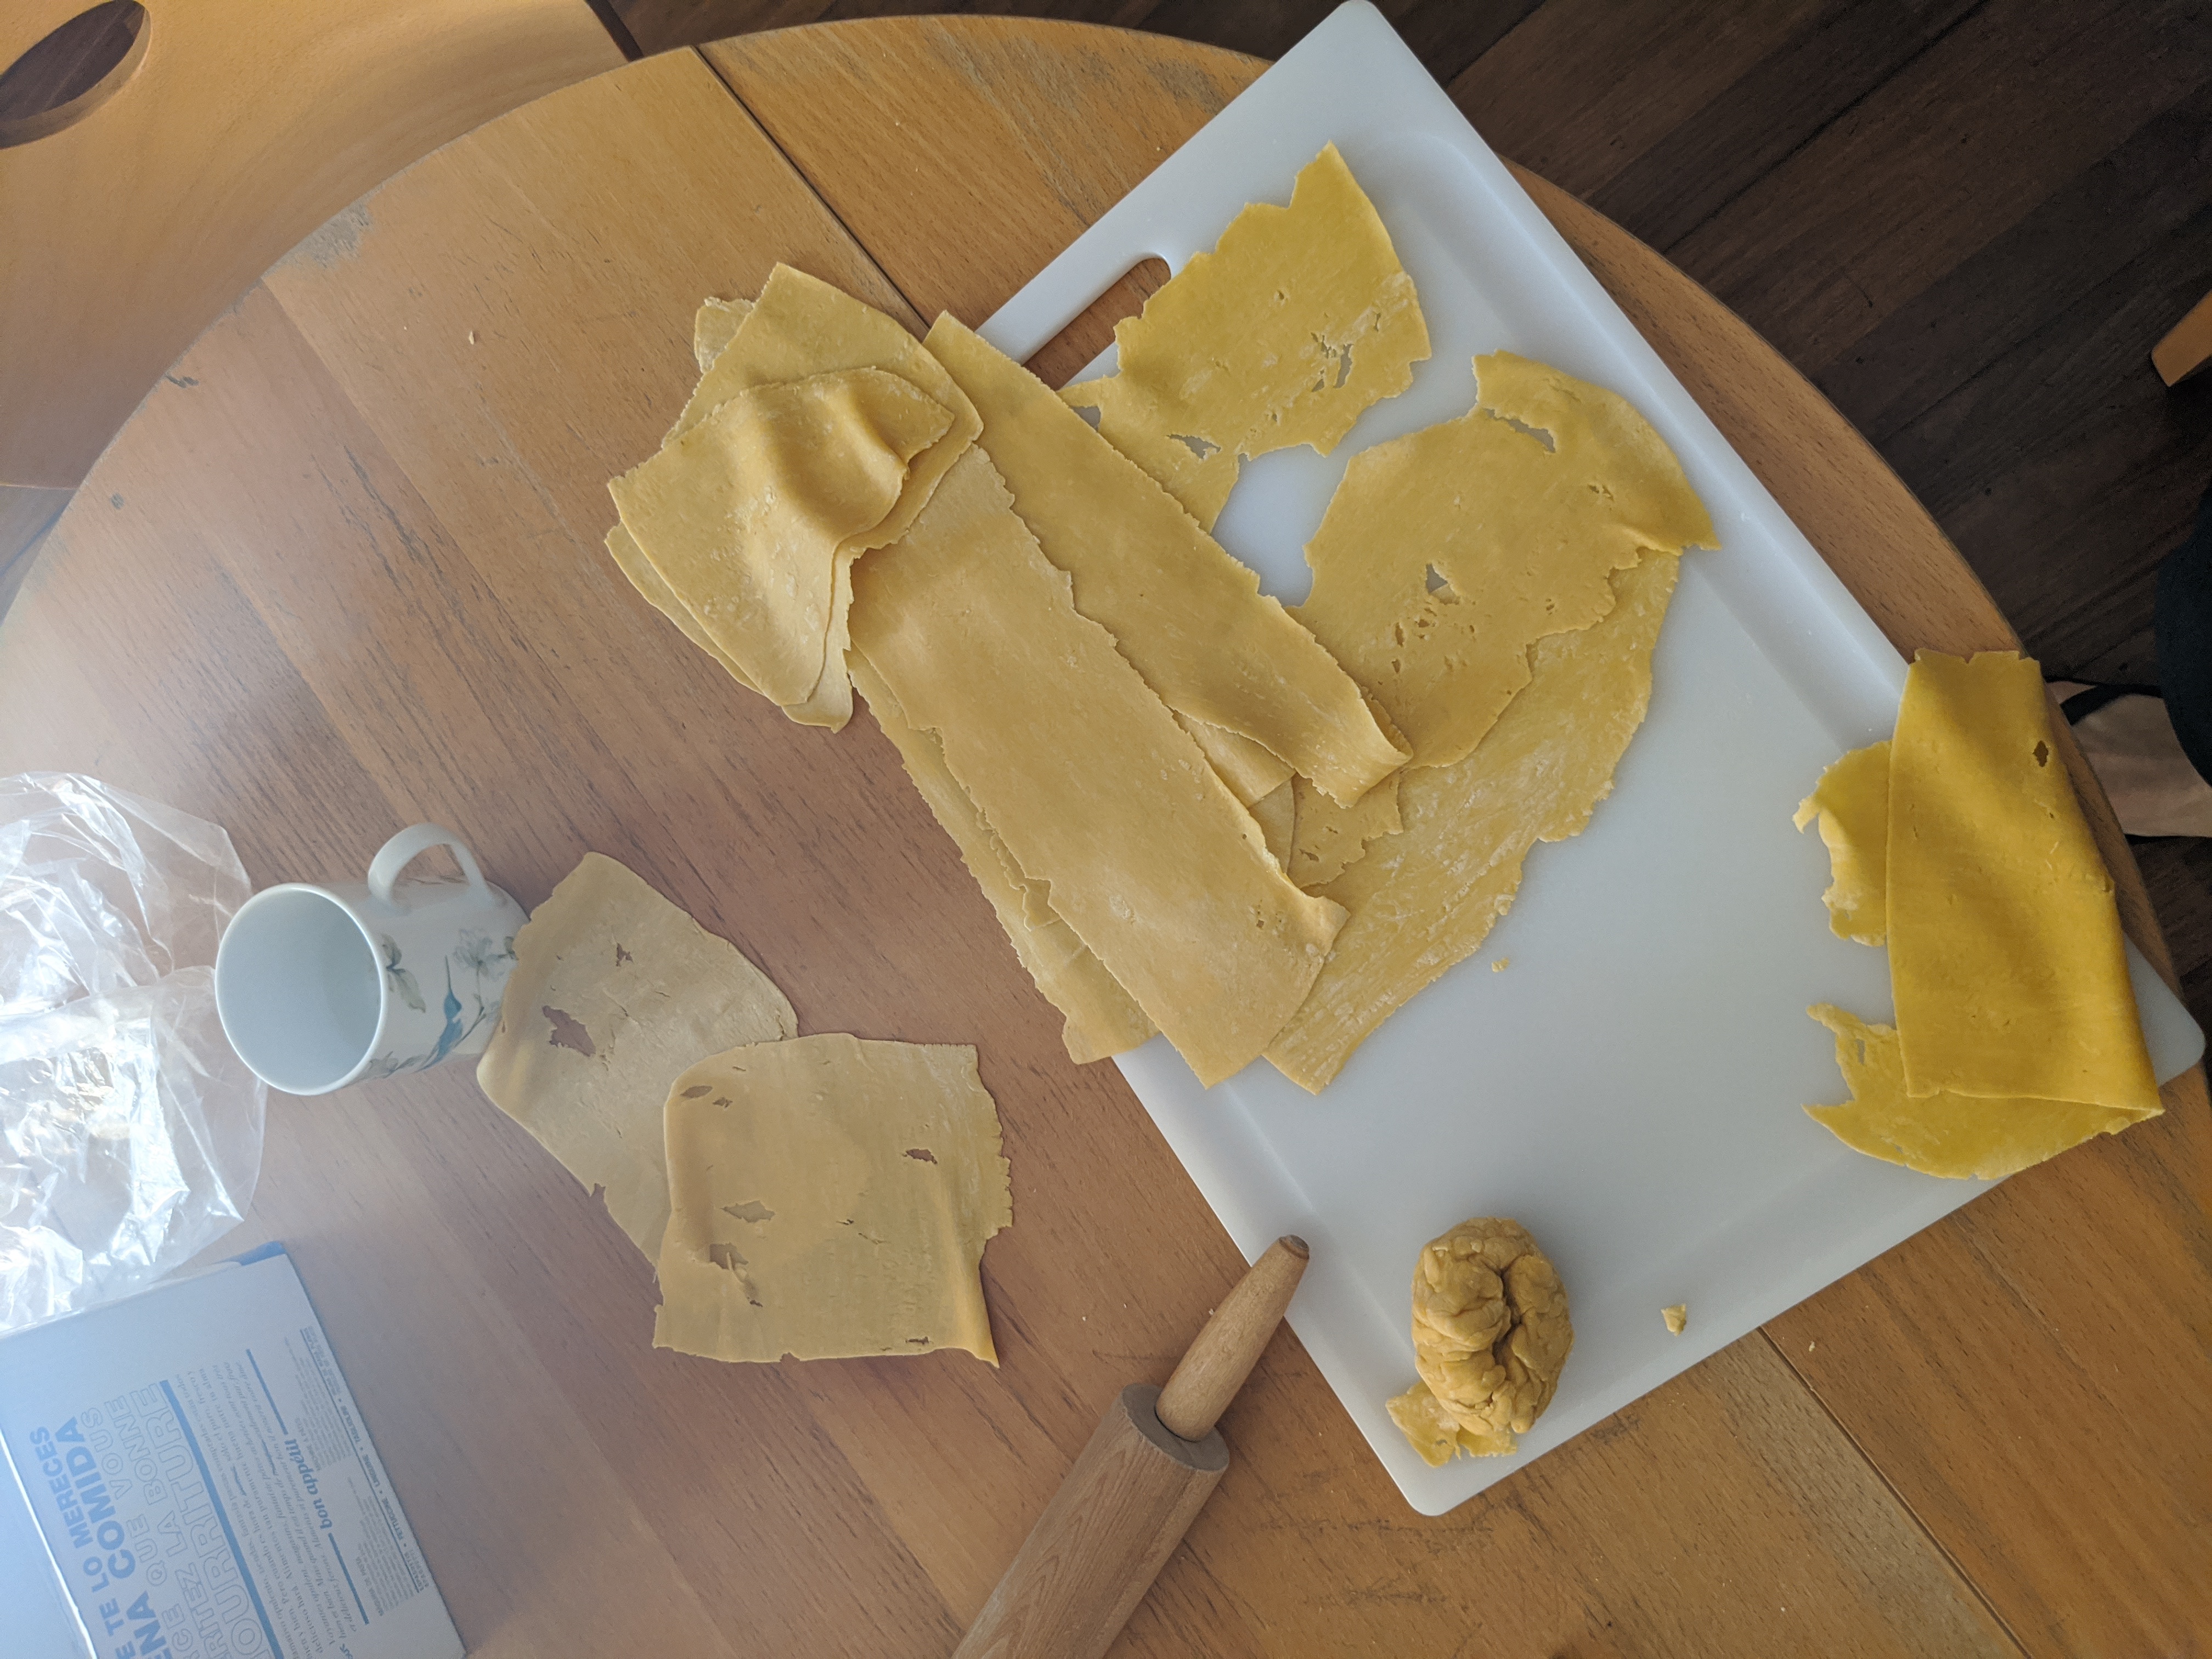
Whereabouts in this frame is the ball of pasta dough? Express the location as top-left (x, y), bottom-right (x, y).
top-left (1410, 1217), bottom-right (1573, 1449)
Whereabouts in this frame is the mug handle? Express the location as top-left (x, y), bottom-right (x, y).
top-left (367, 823), bottom-right (491, 910)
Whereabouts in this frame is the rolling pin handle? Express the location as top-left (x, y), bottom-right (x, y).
top-left (1154, 1235), bottom-right (1308, 1442)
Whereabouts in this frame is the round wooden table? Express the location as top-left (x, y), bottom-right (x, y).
top-left (5, 20), bottom-right (2205, 1656)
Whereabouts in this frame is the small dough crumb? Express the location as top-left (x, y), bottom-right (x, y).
top-left (1662, 1302), bottom-right (1687, 1335)
top-left (1491, 958), bottom-right (1509, 973)
top-left (1406, 1217), bottom-right (1572, 1459)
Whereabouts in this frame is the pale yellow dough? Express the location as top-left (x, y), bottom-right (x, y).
top-left (1662, 1304), bottom-right (1688, 1335)
top-left (652, 1034), bottom-right (1011, 1364)
top-left (1408, 1217), bottom-right (1572, 1458)
top-left (1793, 740), bottom-right (1889, 945)
top-left (475, 853), bottom-right (797, 1263)
top-left (609, 368), bottom-right (951, 717)
top-left (1885, 651), bottom-right (2159, 1116)
top-left (851, 653), bottom-right (1155, 1065)
top-left (1386, 1378), bottom-right (1513, 1465)
top-left (850, 447), bottom-right (1345, 1087)
top-left (1177, 715), bottom-right (1295, 809)
top-left (1296, 353), bottom-right (1713, 769)
top-left (1807, 1004), bottom-right (2136, 1181)
top-left (926, 315), bottom-right (1405, 806)
top-left (1064, 143), bottom-right (1430, 531)
top-left (604, 522), bottom-right (757, 692)
top-left (692, 294), bottom-right (753, 372)
top-left (1288, 774), bottom-right (1401, 891)
top-left (1268, 554), bottom-right (1679, 1092)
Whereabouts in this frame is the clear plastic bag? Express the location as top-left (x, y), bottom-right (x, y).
top-left (1, 774), bottom-right (265, 1330)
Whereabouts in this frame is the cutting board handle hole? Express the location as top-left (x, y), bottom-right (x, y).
top-left (1023, 256), bottom-right (1172, 391)
top-left (0, 2), bottom-right (149, 150)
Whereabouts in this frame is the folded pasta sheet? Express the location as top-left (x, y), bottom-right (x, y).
top-left (1296, 353), bottom-right (1713, 769)
top-left (1886, 651), bottom-right (2158, 1115)
top-left (1269, 554), bottom-right (1679, 1092)
top-left (851, 653), bottom-right (1154, 1065)
top-left (653, 1034), bottom-right (1011, 1364)
top-left (850, 447), bottom-right (1345, 1087)
top-left (1806, 1004), bottom-right (2136, 1181)
top-left (476, 853), bottom-right (797, 1263)
top-left (926, 315), bottom-right (1404, 806)
top-left (610, 368), bottom-right (951, 720)
top-left (1063, 143), bottom-right (1429, 531)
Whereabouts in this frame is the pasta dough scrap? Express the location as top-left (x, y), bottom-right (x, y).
top-left (610, 367), bottom-right (952, 714)
top-left (1064, 143), bottom-right (1430, 530)
top-left (1805, 1004), bottom-right (2136, 1181)
top-left (1386, 1378), bottom-right (1512, 1466)
top-left (652, 1034), bottom-right (1011, 1364)
top-left (692, 294), bottom-right (753, 372)
top-left (851, 653), bottom-right (1154, 1065)
top-left (1269, 554), bottom-right (1679, 1092)
top-left (475, 853), bottom-right (797, 1263)
top-left (849, 447), bottom-right (1346, 1087)
top-left (926, 315), bottom-right (1406, 806)
top-left (1887, 651), bottom-right (2159, 1115)
top-left (605, 522), bottom-right (756, 691)
top-left (1792, 740), bottom-right (1889, 945)
top-left (1662, 1304), bottom-right (1688, 1335)
top-left (1296, 353), bottom-right (1713, 769)
top-left (1288, 774), bottom-right (1401, 891)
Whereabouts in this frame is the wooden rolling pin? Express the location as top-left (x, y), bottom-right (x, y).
top-left (952, 1237), bottom-right (1310, 1659)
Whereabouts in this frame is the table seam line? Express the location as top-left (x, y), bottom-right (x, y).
top-left (685, 45), bottom-right (929, 330)
top-left (1756, 1325), bottom-right (2036, 1659)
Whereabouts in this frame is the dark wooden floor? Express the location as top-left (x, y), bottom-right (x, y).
top-left (612, 0), bottom-right (2212, 1021)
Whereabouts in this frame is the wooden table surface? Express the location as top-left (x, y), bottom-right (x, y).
top-left (4, 19), bottom-right (2208, 1657)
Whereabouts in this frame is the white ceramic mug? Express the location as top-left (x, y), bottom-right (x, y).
top-left (215, 824), bottom-right (527, 1096)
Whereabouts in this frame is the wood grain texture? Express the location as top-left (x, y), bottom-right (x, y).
top-left (0, 0), bottom-right (621, 488)
top-left (952, 1385), bottom-right (1227, 1659)
top-left (0, 16), bottom-right (2202, 1655)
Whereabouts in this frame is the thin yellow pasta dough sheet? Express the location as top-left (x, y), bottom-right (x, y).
top-left (849, 446), bottom-right (1345, 1087)
top-left (1792, 740), bottom-right (1889, 945)
top-left (675, 266), bottom-right (980, 556)
top-left (1288, 773), bottom-right (1401, 891)
top-left (1268, 554), bottom-right (1679, 1092)
top-left (1806, 1004), bottom-right (2135, 1181)
top-left (653, 1034), bottom-right (1011, 1364)
top-left (1064, 143), bottom-right (1430, 531)
top-left (851, 653), bottom-right (1155, 1065)
top-left (610, 367), bottom-right (951, 713)
top-left (927, 315), bottom-right (1404, 805)
top-left (1177, 714), bottom-right (1295, 808)
top-left (1887, 651), bottom-right (2158, 1115)
top-left (1296, 353), bottom-right (1713, 769)
top-left (1249, 780), bottom-right (1296, 874)
top-left (692, 294), bottom-right (754, 373)
top-left (476, 853), bottom-right (797, 1263)
top-left (605, 522), bottom-right (757, 691)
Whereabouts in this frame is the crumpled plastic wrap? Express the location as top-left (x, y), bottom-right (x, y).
top-left (1, 774), bottom-right (264, 1330)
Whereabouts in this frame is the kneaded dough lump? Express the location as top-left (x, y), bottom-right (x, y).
top-left (1404, 1217), bottom-right (1572, 1460)
top-left (475, 853), bottom-right (796, 1264)
top-left (1064, 143), bottom-right (1429, 531)
top-left (653, 1034), bottom-right (1012, 1364)
top-left (1296, 353), bottom-right (1713, 769)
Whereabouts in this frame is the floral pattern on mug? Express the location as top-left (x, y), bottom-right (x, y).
top-left (363, 928), bottom-right (517, 1080)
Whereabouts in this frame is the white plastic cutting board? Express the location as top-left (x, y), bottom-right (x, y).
top-left (979, 1), bottom-right (2205, 1514)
